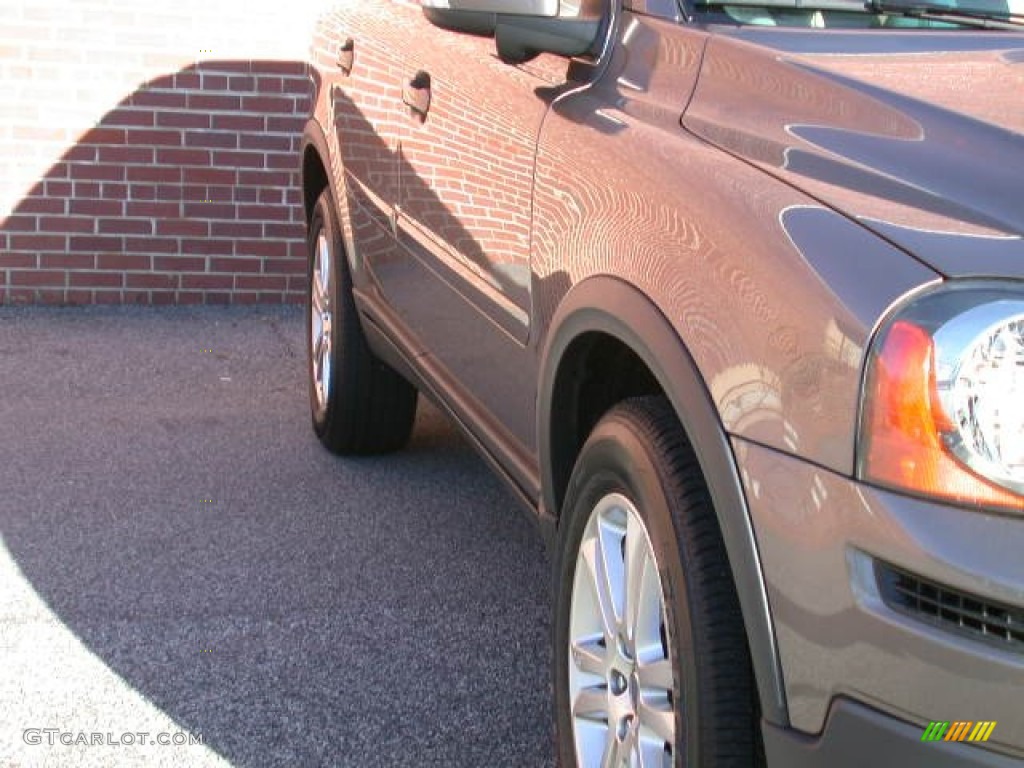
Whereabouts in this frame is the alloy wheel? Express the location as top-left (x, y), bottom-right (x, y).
top-left (568, 492), bottom-right (677, 767)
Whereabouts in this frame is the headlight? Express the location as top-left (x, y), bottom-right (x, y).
top-left (859, 283), bottom-right (1024, 512)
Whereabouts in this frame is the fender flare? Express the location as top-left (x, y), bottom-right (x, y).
top-left (537, 275), bottom-right (789, 726)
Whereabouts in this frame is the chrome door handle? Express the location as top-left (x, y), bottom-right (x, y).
top-left (402, 71), bottom-right (431, 122)
top-left (338, 38), bottom-right (354, 75)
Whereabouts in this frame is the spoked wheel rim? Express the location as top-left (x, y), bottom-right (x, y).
top-left (311, 231), bottom-right (333, 415)
top-left (568, 492), bottom-right (677, 767)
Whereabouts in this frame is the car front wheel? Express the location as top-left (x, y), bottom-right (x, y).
top-left (307, 187), bottom-right (417, 454)
top-left (553, 397), bottom-right (760, 767)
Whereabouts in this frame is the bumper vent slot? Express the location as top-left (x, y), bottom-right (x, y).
top-left (876, 562), bottom-right (1024, 652)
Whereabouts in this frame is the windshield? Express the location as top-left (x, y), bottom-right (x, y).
top-left (693, 0), bottom-right (1024, 25)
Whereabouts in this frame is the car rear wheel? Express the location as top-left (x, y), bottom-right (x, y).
top-left (307, 187), bottom-right (417, 454)
top-left (554, 397), bottom-right (760, 767)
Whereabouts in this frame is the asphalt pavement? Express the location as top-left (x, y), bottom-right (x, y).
top-left (0, 305), bottom-right (554, 767)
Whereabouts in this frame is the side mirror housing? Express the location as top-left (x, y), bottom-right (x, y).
top-left (421, 0), bottom-right (606, 63)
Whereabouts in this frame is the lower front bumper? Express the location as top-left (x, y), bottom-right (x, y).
top-left (764, 698), bottom-right (1022, 768)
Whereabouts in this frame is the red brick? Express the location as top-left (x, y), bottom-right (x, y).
top-left (126, 129), bottom-right (182, 147)
top-left (257, 61), bottom-right (307, 75)
top-left (70, 235), bottom-right (123, 253)
top-left (129, 184), bottom-right (157, 201)
top-left (65, 145), bottom-right (97, 162)
top-left (210, 257), bottom-right (261, 273)
top-left (127, 236), bottom-right (177, 253)
top-left (11, 270), bottom-right (64, 286)
top-left (40, 216), bottom-right (94, 233)
top-left (73, 182), bottom-right (102, 199)
top-left (239, 170), bottom-right (291, 187)
top-left (283, 77), bottom-right (312, 95)
top-left (102, 109), bottom-right (155, 128)
top-left (70, 199), bottom-right (121, 216)
top-left (258, 189), bottom-right (283, 205)
top-left (182, 238), bottom-right (233, 256)
top-left (267, 258), bottom-right (307, 276)
top-left (236, 239), bottom-right (284, 257)
top-left (266, 153), bottom-right (299, 170)
top-left (81, 127), bottom-right (126, 145)
top-left (123, 290), bottom-right (151, 305)
top-left (236, 274), bottom-right (287, 291)
top-left (66, 290), bottom-right (94, 305)
top-left (70, 271), bottom-right (122, 288)
top-left (128, 273), bottom-right (179, 289)
top-left (45, 181), bottom-right (73, 197)
top-left (182, 202), bottom-right (234, 219)
top-left (255, 76), bottom-right (283, 93)
top-left (234, 187), bottom-right (259, 203)
top-left (131, 90), bottom-right (188, 109)
top-left (229, 76), bottom-right (256, 91)
top-left (97, 254), bottom-right (151, 270)
top-left (264, 223), bottom-right (304, 239)
top-left (232, 291), bottom-right (259, 305)
top-left (41, 253), bottom-right (95, 269)
top-left (185, 132), bottom-right (237, 149)
top-left (205, 292), bottom-right (232, 304)
top-left (267, 116), bottom-right (304, 133)
top-left (157, 219), bottom-right (208, 237)
top-left (173, 72), bottom-right (201, 89)
top-left (183, 167), bottom-right (236, 185)
top-left (210, 221), bottom-right (261, 238)
top-left (71, 164), bottom-right (126, 182)
top-left (98, 219), bottom-right (152, 235)
top-left (127, 166), bottom-right (182, 183)
top-left (239, 134), bottom-right (291, 152)
top-left (181, 273), bottom-right (233, 290)
top-left (152, 291), bottom-right (176, 305)
top-left (19, 198), bottom-right (65, 215)
top-left (212, 114), bottom-right (262, 131)
top-left (101, 183), bottom-right (129, 200)
top-left (157, 112), bottom-right (210, 129)
top-left (213, 151), bottom-right (263, 169)
top-left (2, 215), bottom-right (37, 232)
top-left (239, 204), bottom-right (290, 221)
top-left (126, 202), bottom-right (179, 218)
top-left (98, 146), bottom-right (154, 163)
top-left (154, 256), bottom-right (204, 272)
top-left (10, 234), bottom-right (66, 250)
top-left (187, 93), bottom-right (240, 111)
top-left (242, 95), bottom-right (292, 113)
top-left (1, 254), bottom-right (38, 269)
top-left (157, 148), bottom-right (211, 166)
top-left (201, 74), bottom-right (229, 90)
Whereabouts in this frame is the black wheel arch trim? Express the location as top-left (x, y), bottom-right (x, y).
top-left (537, 274), bottom-right (789, 727)
top-left (300, 119), bottom-right (334, 224)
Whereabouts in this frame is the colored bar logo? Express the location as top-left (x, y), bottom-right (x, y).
top-left (922, 721), bottom-right (997, 743)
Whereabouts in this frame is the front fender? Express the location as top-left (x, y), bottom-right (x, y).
top-left (537, 274), bottom-right (789, 726)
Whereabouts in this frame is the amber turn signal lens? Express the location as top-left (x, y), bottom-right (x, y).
top-left (862, 320), bottom-right (1023, 511)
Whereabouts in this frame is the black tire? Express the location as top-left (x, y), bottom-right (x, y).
top-left (306, 187), bottom-right (417, 454)
top-left (553, 397), bottom-right (760, 767)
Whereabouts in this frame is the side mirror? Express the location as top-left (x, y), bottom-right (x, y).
top-left (421, 0), bottom-right (605, 64)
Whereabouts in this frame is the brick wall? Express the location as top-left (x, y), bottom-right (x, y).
top-left (0, 0), bottom-right (335, 305)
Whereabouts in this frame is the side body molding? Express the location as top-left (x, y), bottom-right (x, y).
top-left (537, 275), bottom-right (789, 726)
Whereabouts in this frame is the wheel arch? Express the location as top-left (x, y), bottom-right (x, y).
top-left (538, 274), bottom-right (789, 726)
top-left (300, 119), bottom-right (332, 225)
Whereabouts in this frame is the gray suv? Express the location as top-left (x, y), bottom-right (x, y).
top-left (299, 0), bottom-right (1024, 764)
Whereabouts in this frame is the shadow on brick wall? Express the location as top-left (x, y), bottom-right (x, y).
top-left (0, 60), bottom-right (311, 306)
